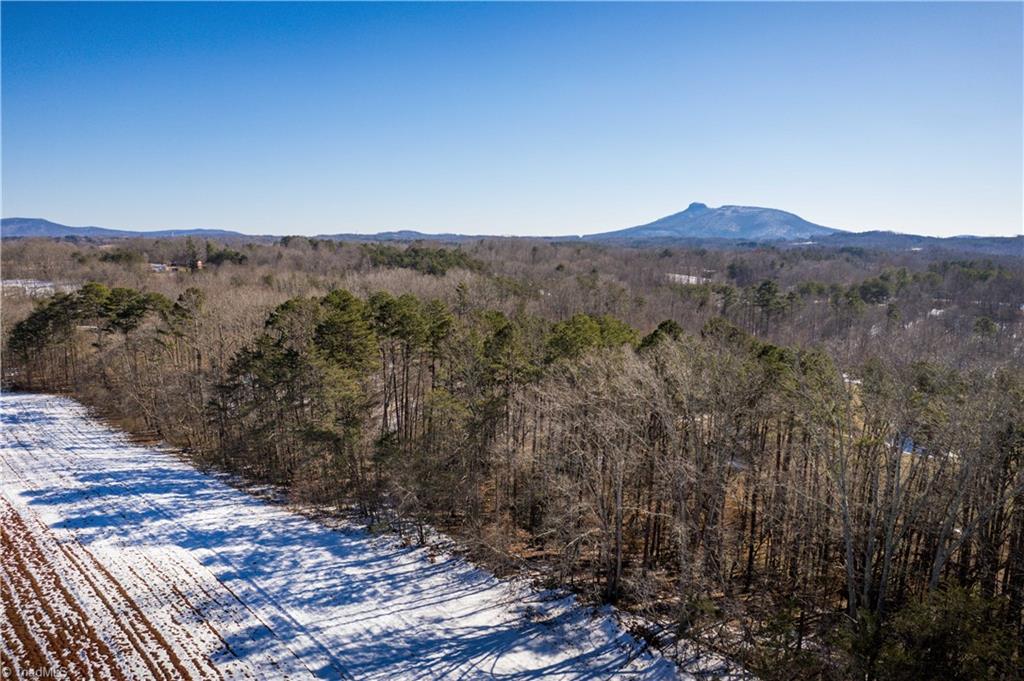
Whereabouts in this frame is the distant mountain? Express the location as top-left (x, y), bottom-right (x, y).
top-left (1, 217), bottom-right (131, 239)
top-left (3, 212), bottom-right (1020, 257)
top-left (814, 230), bottom-right (1023, 257)
top-left (585, 202), bottom-right (841, 242)
top-left (1, 217), bottom-right (250, 240)
top-left (574, 204), bottom-right (1020, 256)
top-left (315, 230), bottom-right (478, 243)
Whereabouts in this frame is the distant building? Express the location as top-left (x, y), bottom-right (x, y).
top-left (150, 260), bottom-right (203, 273)
top-left (666, 272), bottom-right (709, 285)
top-left (1, 279), bottom-right (79, 297)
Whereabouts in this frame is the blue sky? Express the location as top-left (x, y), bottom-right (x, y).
top-left (2, 2), bottom-right (1021, 237)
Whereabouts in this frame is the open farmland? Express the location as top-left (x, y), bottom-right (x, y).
top-left (0, 393), bottom-right (679, 680)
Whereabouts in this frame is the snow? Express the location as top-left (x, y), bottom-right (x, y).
top-left (1, 393), bottom-right (683, 680)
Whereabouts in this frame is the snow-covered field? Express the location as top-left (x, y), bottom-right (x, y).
top-left (1, 393), bottom-right (681, 680)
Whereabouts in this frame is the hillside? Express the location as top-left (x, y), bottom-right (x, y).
top-left (1, 393), bottom-right (684, 680)
top-left (3, 235), bottom-right (1021, 680)
top-left (1, 217), bottom-right (250, 240)
top-left (816, 230), bottom-right (1023, 257)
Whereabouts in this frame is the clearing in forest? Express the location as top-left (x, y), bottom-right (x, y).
top-left (0, 393), bottom-right (678, 680)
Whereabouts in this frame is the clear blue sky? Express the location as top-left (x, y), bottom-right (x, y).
top-left (2, 1), bottom-right (1021, 237)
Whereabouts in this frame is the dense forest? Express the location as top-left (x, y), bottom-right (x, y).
top-left (3, 235), bottom-right (1023, 680)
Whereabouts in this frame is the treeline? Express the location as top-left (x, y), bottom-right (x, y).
top-left (6, 237), bottom-right (1019, 371)
top-left (5, 274), bottom-right (1022, 680)
top-left (360, 243), bottom-right (485, 276)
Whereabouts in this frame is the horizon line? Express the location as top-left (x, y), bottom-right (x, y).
top-left (2, 224), bottom-right (1019, 242)
top-left (2, 204), bottom-right (1021, 241)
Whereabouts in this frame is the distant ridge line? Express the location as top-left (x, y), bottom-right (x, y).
top-left (2, 210), bottom-right (1020, 257)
